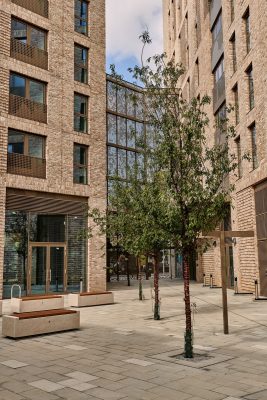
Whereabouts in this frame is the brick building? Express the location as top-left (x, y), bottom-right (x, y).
top-left (162, 0), bottom-right (267, 295)
top-left (0, 0), bottom-right (106, 298)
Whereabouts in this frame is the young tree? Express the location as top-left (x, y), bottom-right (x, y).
top-left (124, 32), bottom-right (239, 358)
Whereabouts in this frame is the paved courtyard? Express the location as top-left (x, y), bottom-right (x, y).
top-left (0, 279), bottom-right (267, 400)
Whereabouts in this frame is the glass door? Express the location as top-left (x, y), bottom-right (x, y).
top-left (29, 246), bottom-right (47, 295)
top-left (28, 244), bottom-right (66, 295)
top-left (49, 246), bottom-right (65, 293)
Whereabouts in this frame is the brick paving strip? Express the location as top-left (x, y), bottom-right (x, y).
top-left (0, 280), bottom-right (267, 399)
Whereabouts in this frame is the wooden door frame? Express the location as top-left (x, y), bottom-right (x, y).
top-left (28, 242), bottom-right (67, 295)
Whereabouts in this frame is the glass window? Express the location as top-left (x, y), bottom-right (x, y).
top-left (212, 13), bottom-right (222, 42)
top-left (136, 122), bottom-right (145, 149)
top-left (73, 144), bottom-right (88, 184)
top-left (11, 18), bottom-right (46, 50)
top-left (244, 9), bottom-right (251, 53)
top-left (117, 86), bottom-right (126, 114)
top-left (214, 59), bottom-right (224, 83)
top-left (74, 44), bottom-right (88, 83)
top-left (126, 88), bottom-right (136, 117)
top-left (135, 92), bottom-right (144, 120)
top-left (118, 149), bottom-right (127, 179)
top-left (107, 81), bottom-right (117, 111)
top-left (250, 123), bottom-right (258, 169)
top-left (10, 74), bottom-right (26, 97)
top-left (8, 129), bottom-right (45, 159)
top-left (236, 137), bottom-right (242, 178)
top-left (8, 132), bottom-right (24, 154)
top-left (30, 215), bottom-right (66, 242)
top-left (137, 153), bottom-right (145, 179)
top-left (247, 65), bottom-right (254, 110)
top-left (74, 0), bottom-right (88, 35)
top-left (108, 146), bottom-right (117, 176)
top-left (233, 85), bottom-right (239, 125)
top-left (29, 80), bottom-right (45, 104)
top-left (127, 151), bottom-right (136, 176)
top-left (11, 19), bottom-right (27, 43)
top-left (74, 94), bottom-right (88, 133)
top-left (28, 135), bottom-right (44, 158)
top-left (107, 114), bottom-right (117, 144)
top-left (127, 120), bottom-right (135, 148)
top-left (30, 27), bottom-right (45, 50)
top-left (117, 117), bottom-right (127, 146)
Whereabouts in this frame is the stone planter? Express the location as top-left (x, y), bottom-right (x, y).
top-left (69, 292), bottom-right (114, 307)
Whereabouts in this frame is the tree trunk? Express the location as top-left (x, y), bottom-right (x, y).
top-left (153, 252), bottom-right (160, 320)
top-left (138, 258), bottom-right (143, 301)
top-left (183, 251), bottom-right (193, 358)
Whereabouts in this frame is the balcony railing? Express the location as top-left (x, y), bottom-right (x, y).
top-left (9, 94), bottom-right (47, 123)
top-left (10, 38), bottom-right (48, 70)
top-left (11, 0), bottom-right (49, 18)
top-left (7, 152), bottom-right (46, 179)
top-left (213, 73), bottom-right (226, 112)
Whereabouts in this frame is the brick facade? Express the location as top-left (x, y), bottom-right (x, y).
top-left (0, 0), bottom-right (107, 297)
top-left (163, 0), bottom-right (267, 294)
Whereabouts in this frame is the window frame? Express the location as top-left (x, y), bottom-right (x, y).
top-left (73, 143), bottom-right (88, 184)
top-left (250, 123), bottom-right (258, 169)
top-left (246, 64), bottom-right (254, 111)
top-left (243, 8), bottom-right (251, 54)
top-left (74, 93), bottom-right (88, 133)
top-left (74, 43), bottom-right (88, 84)
top-left (235, 136), bottom-right (242, 178)
top-left (8, 129), bottom-right (45, 159)
top-left (232, 84), bottom-right (239, 125)
top-left (74, 0), bottom-right (89, 35)
top-left (11, 17), bottom-right (47, 51)
top-left (10, 72), bottom-right (47, 105)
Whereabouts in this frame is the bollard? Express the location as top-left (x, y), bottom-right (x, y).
top-left (255, 280), bottom-right (259, 300)
top-left (210, 274), bottom-right (213, 288)
top-left (80, 278), bottom-right (83, 293)
top-left (234, 277), bottom-right (238, 294)
top-left (203, 273), bottom-right (206, 287)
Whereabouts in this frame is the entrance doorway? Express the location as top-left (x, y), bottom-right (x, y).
top-left (28, 244), bottom-right (67, 295)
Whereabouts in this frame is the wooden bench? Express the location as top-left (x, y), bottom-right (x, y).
top-left (11, 294), bottom-right (65, 313)
top-left (69, 291), bottom-right (114, 307)
top-left (2, 308), bottom-right (80, 338)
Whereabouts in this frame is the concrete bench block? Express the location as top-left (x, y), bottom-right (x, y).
top-left (2, 310), bottom-right (80, 338)
top-left (11, 295), bottom-right (65, 313)
top-left (69, 292), bottom-right (114, 307)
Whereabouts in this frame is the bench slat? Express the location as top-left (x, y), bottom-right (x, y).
top-left (20, 295), bottom-right (63, 301)
top-left (79, 291), bottom-right (112, 296)
top-left (13, 309), bottom-right (77, 320)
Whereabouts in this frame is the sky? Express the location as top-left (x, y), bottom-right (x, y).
top-left (106, 0), bottom-right (163, 83)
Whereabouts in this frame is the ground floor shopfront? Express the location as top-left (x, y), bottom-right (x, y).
top-left (2, 189), bottom-right (105, 299)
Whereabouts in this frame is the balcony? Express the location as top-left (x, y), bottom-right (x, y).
top-left (7, 152), bottom-right (46, 179)
top-left (213, 74), bottom-right (226, 112)
top-left (11, 0), bottom-right (49, 18)
top-left (9, 94), bottom-right (47, 123)
top-left (10, 38), bottom-right (48, 70)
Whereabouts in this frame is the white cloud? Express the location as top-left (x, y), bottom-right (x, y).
top-left (106, 0), bottom-right (163, 64)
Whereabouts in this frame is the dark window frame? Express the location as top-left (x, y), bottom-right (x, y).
top-left (10, 72), bottom-right (47, 105)
top-left (243, 8), bottom-right (251, 54)
top-left (74, 0), bottom-right (89, 35)
top-left (250, 122), bottom-right (258, 169)
top-left (74, 43), bottom-right (88, 84)
top-left (8, 129), bottom-right (45, 159)
top-left (74, 93), bottom-right (88, 133)
top-left (246, 64), bottom-right (254, 111)
top-left (73, 143), bottom-right (88, 184)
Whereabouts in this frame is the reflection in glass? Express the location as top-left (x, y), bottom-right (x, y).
top-left (68, 216), bottom-right (86, 292)
top-left (29, 80), bottom-right (45, 104)
top-left (137, 153), bottom-right (145, 179)
top-left (127, 151), bottom-right (136, 178)
top-left (107, 81), bottom-right (117, 111)
top-left (118, 149), bottom-right (127, 179)
top-left (108, 146), bottom-right (117, 176)
top-left (74, 167), bottom-right (87, 184)
top-left (136, 92), bottom-right (144, 119)
top-left (117, 117), bottom-right (127, 146)
top-left (31, 28), bottom-right (45, 50)
top-left (10, 74), bottom-right (26, 98)
top-left (107, 114), bottom-right (117, 144)
top-left (31, 246), bottom-right (46, 295)
top-left (30, 215), bottom-right (66, 243)
top-left (11, 19), bottom-right (27, 43)
top-left (28, 135), bottom-right (44, 158)
top-left (117, 86), bottom-right (126, 114)
top-left (136, 122), bottom-right (145, 149)
top-left (127, 120), bottom-right (135, 148)
top-left (74, 94), bottom-right (88, 132)
top-left (74, 45), bottom-right (88, 83)
top-left (50, 247), bottom-right (64, 292)
top-left (8, 132), bottom-right (24, 154)
top-left (126, 88), bottom-right (136, 117)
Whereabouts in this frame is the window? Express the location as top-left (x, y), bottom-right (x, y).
top-left (230, 33), bottom-right (237, 74)
top-left (74, 44), bottom-right (88, 83)
top-left (11, 18), bottom-right (46, 50)
top-left (232, 85), bottom-right (239, 125)
top-left (8, 130), bottom-right (45, 158)
top-left (243, 8), bottom-right (251, 54)
top-left (74, 0), bottom-right (88, 35)
top-left (196, 58), bottom-right (200, 87)
top-left (250, 123), bottom-right (258, 169)
top-left (230, 0), bottom-right (235, 22)
top-left (214, 58), bottom-right (224, 83)
top-left (246, 65), bottom-right (254, 111)
top-left (212, 13), bottom-right (222, 43)
top-left (74, 93), bottom-right (88, 133)
top-left (10, 73), bottom-right (46, 104)
top-left (236, 137), bottom-right (242, 178)
top-left (73, 144), bottom-right (88, 184)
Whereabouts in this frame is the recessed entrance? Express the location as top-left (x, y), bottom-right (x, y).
top-left (29, 244), bottom-right (67, 295)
